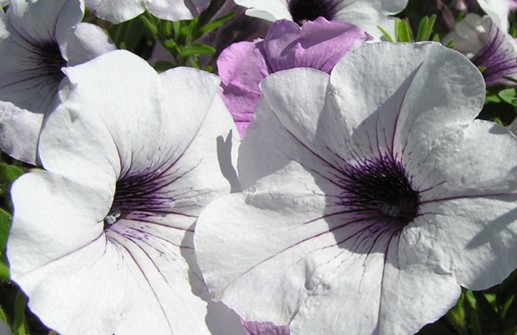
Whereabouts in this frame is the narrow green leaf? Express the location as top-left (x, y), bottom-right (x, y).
top-left (394, 18), bottom-right (401, 41)
top-left (0, 208), bottom-right (11, 251)
top-left (13, 292), bottom-right (28, 335)
top-left (473, 291), bottom-right (500, 322)
top-left (0, 305), bottom-right (8, 323)
top-left (416, 16), bottom-right (429, 42)
top-left (396, 19), bottom-right (412, 42)
top-left (416, 15), bottom-right (437, 41)
top-left (427, 15), bottom-right (437, 38)
top-left (511, 25), bottom-right (517, 38)
top-left (180, 44), bottom-right (215, 57)
top-left (198, 11), bottom-right (236, 35)
top-left (161, 20), bottom-right (173, 37)
top-left (447, 291), bottom-right (467, 335)
top-left (139, 15), bottom-right (158, 36)
top-left (0, 263), bottom-right (8, 281)
top-left (172, 21), bottom-right (181, 39)
top-left (501, 294), bottom-right (515, 319)
top-left (469, 308), bottom-right (482, 335)
top-left (377, 26), bottom-right (394, 42)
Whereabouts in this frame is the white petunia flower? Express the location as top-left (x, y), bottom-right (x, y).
top-left (85, 0), bottom-right (212, 24)
top-left (233, 0), bottom-right (408, 39)
top-left (195, 42), bottom-right (517, 334)
top-left (443, 14), bottom-right (517, 86)
top-left (7, 50), bottom-right (243, 335)
top-left (0, 0), bottom-right (114, 164)
top-left (477, 0), bottom-right (510, 31)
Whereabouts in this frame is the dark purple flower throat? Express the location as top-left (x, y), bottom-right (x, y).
top-left (338, 154), bottom-right (420, 229)
top-left (288, 0), bottom-right (338, 25)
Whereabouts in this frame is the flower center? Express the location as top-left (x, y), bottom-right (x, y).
top-left (288, 0), bottom-right (338, 25)
top-left (103, 171), bottom-right (174, 231)
top-left (104, 207), bottom-right (121, 227)
top-left (37, 41), bottom-right (67, 83)
top-left (339, 154), bottom-right (420, 229)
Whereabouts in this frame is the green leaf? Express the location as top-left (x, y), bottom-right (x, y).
top-left (0, 263), bottom-right (8, 281)
top-left (179, 44), bottom-right (215, 57)
top-left (109, 18), bottom-right (146, 52)
top-left (153, 60), bottom-right (175, 73)
top-left (395, 18), bottom-right (412, 42)
top-left (13, 292), bottom-right (28, 335)
top-left (416, 15), bottom-right (437, 41)
top-left (198, 11), bottom-right (236, 36)
top-left (486, 93), bottom-right (502, 104)
top-left (473, 291), bottom-right (500, 321)
top-left (498, 88), bottom-right (517, 107)
top-left (0, 208), bottom-right (10, 251)
top-left (501, 294), bottom-right (515, 319)
top-left (0, 164), bottom-right (23, 184)
top-left (377, 25), bottom-right (394, 42)
top-left (447, 291), bottom-right (467, 335)
top-left (466, 290), bottom-right (483, 335)
top-left (0, 305), bottom-right (8, 323)
top-left (139, 14), bottom-right (158, 36)
top-left (469, 308), bottom-right (482, 335)
top-left (443, 36), bottom-right (453, 46)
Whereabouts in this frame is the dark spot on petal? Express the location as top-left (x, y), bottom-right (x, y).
top-left (288, 0), bottom-right (338, 25)
top-left (339, 154), bottom-right (420, 230)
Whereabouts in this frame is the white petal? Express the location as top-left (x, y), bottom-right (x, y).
top-left (478, 0), bottom-right (510, 31)
top-left (60, 22), bottom-right (116, 66)
top-left (7, 171), bottom-right (111, 280)
top-left (334, 0), bottom-right (408, 39)
top-left (290, 251), bottom-right (385, 335)
top-left (0, 101), bottom-right (41, 164)
top-left (233, 0), bottom-right (290, 21)
top-left (196, 162), bottom-right (338, 325)
top-left (417, 196), bottom-right (517, 291)
top-left (106, 226), bottom-right (212, 334)
top-left (85, 0), bottom-right (144, 23)
top-left (377, 231), bottom-right (461, 334)
top-left (15, 236), bottom-right (125, 334)
top-left (414, 121), bottom-right (517, 200)
top-left (442, 14), bottom-right (489, 57)
top-left (8, 0), bottom-right (83, 42)
top-left (239, 68), bottom-right (331, 188)
top-left (147, 0), bottom-right (210, 21)
top-left (159, 67), bottom-right (240, 195)
top-left (326, 42), bottom-right (484, 164)
top-left (85, 0), bottom-right (210, 23)
top-left (39, 50), bottom-right (162, 185)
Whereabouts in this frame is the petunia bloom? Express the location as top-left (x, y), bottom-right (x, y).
top-left (7, 50), bottom-right (243, 335)
top-left (477, 0), bottom-right (510, 31)
top-left (0, 0), bottom-right (114, 164)
top-left (233, 0), bottom-right (408, 39)
top-left (443, 14), bottom-right (517, 86)
top-left (218, 17), bottom-right (370, 138)
top-left (195, 42), bottom-right (517, 334)
top-left (85, 0), bottom-right (211, 23)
